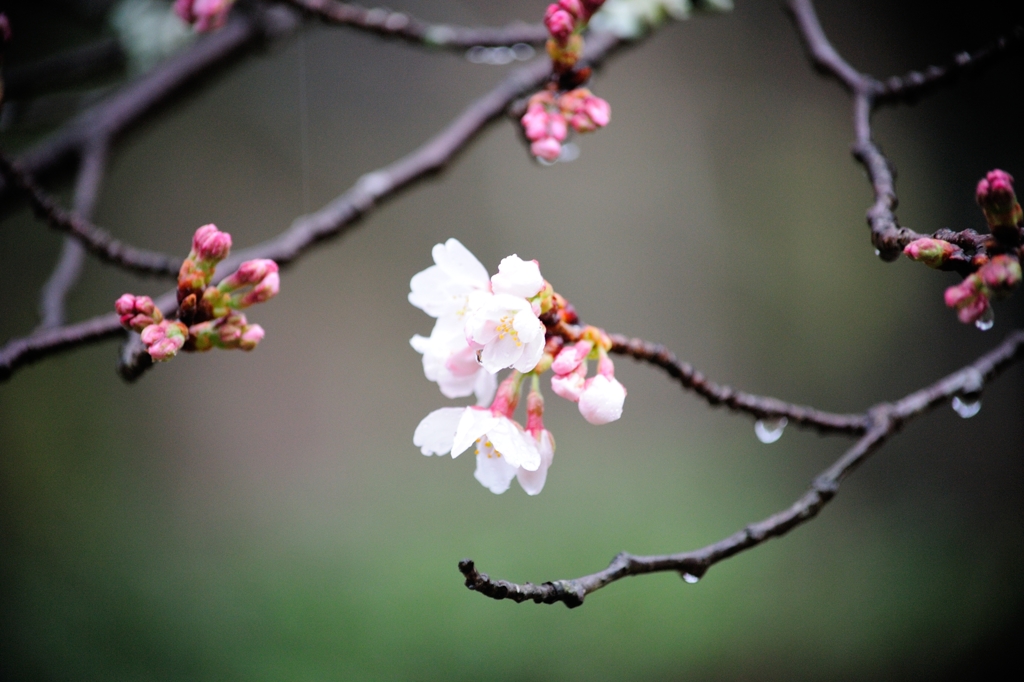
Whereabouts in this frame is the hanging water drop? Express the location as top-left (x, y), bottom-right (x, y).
top-left (874, 248), bottom-right (881, 257)
top-left (682, 573), bottom-right (700, 584)
top-left (975, 306), bottom-right (994, 331)
top-left (558, 142), bottom-right (580, 163)
top-left (754, 416), bottom-right (788, 444)
top-left (952, 395), bottom-right (981, 418)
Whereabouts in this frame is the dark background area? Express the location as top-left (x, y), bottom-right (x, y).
top-left (1, 1), bottom-right (1023, 679)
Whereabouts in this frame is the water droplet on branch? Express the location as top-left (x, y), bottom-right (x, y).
top-left (952, 395), bottom-right (981, 418)
top-left (682, 573), bottom-right (700, 584)
top-left (754, 416), bottom-right (788, 444)
top-left (975, 307), bottom-right (995, 331)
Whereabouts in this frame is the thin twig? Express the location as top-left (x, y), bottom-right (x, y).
top-left (37, 140), bottom-right (110, 330)
top-left (284, 0), bottom-right (548, 48)
top-left (608, 333), bottom-right (868, 435)
top-left (0, 153), bottom-right (182, 277)
top-left (459, 330), bottom-right (1024, 607)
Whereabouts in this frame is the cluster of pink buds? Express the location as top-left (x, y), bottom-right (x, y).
top-left (520, 1), bottom-right (611, 162)
top-left (173, 0), bottom-right (234, 33)
top-left (521, 88), bottom-right (610, 162)
top-left (904, 169), bottom-right (1023, 328)
top-left (547, 331), bottom-right (626, 424)
top-left (944, 255), bottom-right (1022, 326)
top-left (410, 238), bottom-right (624, 495)
top-left (115, 224), bottom-right (279, 362)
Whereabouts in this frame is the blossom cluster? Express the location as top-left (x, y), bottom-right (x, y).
top-left (520, 1), bottom-right (611, 162)
top-left (903, 169), bottom-right (1023, 327)
top-left (521, 88), bottom-right (611, 162)
top-left (411, 239), bottom-right (626, 495)
top-left (173, 0), bottom-right (234, 33)
top-left (116, 224), bottom-right (279, 362)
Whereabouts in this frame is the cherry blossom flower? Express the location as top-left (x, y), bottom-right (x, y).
top-left (410, 321), bottom-right (497, 403)
top-left (491, 255), bottom-right (545, 300)
top-left (466, 293), bottom-right (546, 374)
top-left (578, 374), bottom-right (627, 424)
top-left (408, 238), bottom-right (491, 319)
top-left (413, 407), bottom-right (541, 473)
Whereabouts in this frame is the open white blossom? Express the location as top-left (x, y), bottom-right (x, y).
top-left (414, 407), bottom-right (541, 470)
top-left (465, 294), bottom-right (546, 374)
top-left (408, 238), bottom-right (490, 319)
top-left (410, 319), bottom-right (496, 404)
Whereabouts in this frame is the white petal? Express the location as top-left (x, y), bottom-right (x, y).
top-left (474, 370), bottom-right (498, 406)
top-left (474, 442), bottom-right (518, 494)
top-left (578, 375), bottom-right (627, 425)
top-left (512, 307), bottom-right (543, 343)
top-left (488, 418), bottom-right (541, 471)
top-left (512, 332), bottom-right (545, 373)
top-left (479, 335), bottom-right (522, 374)
top-left (491, 255), bottom-right (544, 298)
top-left (433, 238), bottom-right (489, 287)
top-left (408, 266), bottom-right (451, 317)
top-left (517, 430), bottom-right (555, 495)
top-left (409, 334), bottom-right (431, 355)
top-left (413, 407), bottom-right (466, 455)
top-left (452, 408), bottom-right (499, 459)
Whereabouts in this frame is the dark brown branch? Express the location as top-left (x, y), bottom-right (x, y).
top-left (0, 30), bottom-right (623, 382)
top-left (2, 38), bottom-right (126, 101)
top-left (608, 333), bottom-right (869, 435)
top-left (284, 0), bottom-right (548, 48)
top-left (876, 25), bottom-right (1024, 105)
top-left (459, 330), bottom-right (1024, 608)
top-left (36, 140), bottom-right (111, 330)
top-left (786, 0), bottom-right (1015, 262)
top-left (0, 153), bottom-right (182, 277)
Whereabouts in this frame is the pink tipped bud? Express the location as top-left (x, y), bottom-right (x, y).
top-left (548, 113), bottom-right (568, 142)
top-left (141, 320), bottom-right (188, 361)
top-left (559, 0), bottom-right (584, 18)
top-left (903, 238), bottom-right (956, 268)
top-left (944, 275), bottom-right (990, 325)
top-left (578, 374), bottom-right (626, 425)
top-left (115, 293), bottom-right (162, 332)
top-left (239, 324), bottom-right (265, 351)
top-left (978, 254), bottom-right (1022, 297)
top-left (551, 340), bottom-right (593, 375)
top-left (596, 350), bottom-right (616, 378)
top-left (224, 259), bottom-right (278, 287)
top-left (191, 223), bottom-right (232, 262)
top-left (240, 271), bottom-right (280, 306)
top-left (560, 89), bottom-right (611, 133)
top-left (551, 369), bottom-right (586, 402)
top-left (531, 137), bottom-right (562, 162)
top-left (177, 0), bottom-right (233, 33)
top-left (544, 6), bottom-right (575, 43)
top-left (490, 373), bottom-right (523, 418)
top-left (521, 104), bottom-right (550, 142)
top-left (976, 169), bottom-right (1023, 236)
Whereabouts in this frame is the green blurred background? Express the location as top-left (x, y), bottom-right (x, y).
top-left (2, 1), bottom-right (1023, 679)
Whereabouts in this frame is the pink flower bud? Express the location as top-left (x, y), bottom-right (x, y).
top-left (240, 271), bottom-right (280, 307)
top-left (551, 340), bottom-right (593, 375)
top-left (578, 374), bottom-right (626, 425)
top-left (141, 320), bottom-right (188, 362)
top-left (551, 364), bottom-right (587, 402)
top-left (978, 254), bottom-right (1022, 296)
top-left (560, 89), bottom-right (611, 133)
top-left (490, 373), bottom-right (524, 418)
top-left (976, 169), bottom-right (1023, 235)
top-left (521, 104), bottom-right (549, 142)
top-left (526, 385), bottom-right (546, 434)
top-left (549, 112), bottom-right (568, 142)
top-left (560, 0), bottom-right (584, 17)
top-left (191, 223), bottom-right (232, 263)
top-left (903, 238), bottom-right (956, 268)
top-left (944, 275), bottom-right (990, 325)
top-left (115, 293), bottom-right (163, 332)
top-left (239, 323), bottom-right (265, 351)
top-left (223, 258), bottom-right (278, 288)
top-left (544, 6), bottom-right (575, 43)
top-left (531, 137), bottom-right (562, 162)
top-left (177, 0), bottom-right (234, 33)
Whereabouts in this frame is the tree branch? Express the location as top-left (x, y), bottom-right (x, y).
top-left (459, 330), bottom-right (1024, 608)
top-left (0, 29), bottom-right (623, 382)
top-left (786, 0), bottom-right (1020, 262)
top-left (0, 152), bottom-right (183, 277)
top-left (37, 140), bottom-right (110, 330)
top-left (608, 333), bottom-right (868, 435)
top-left (283, 0), bottom-right (548, 49)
